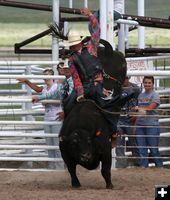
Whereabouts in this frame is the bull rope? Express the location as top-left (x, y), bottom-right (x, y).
top-left (79, 98), bottom-right (121, 115)
top-left (80, 99), bottom-right (170, 118)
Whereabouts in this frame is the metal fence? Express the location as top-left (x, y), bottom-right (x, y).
top-left (0, 58), bottom-right (169, 170)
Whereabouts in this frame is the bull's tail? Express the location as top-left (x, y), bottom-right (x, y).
top-left (49, 23), bottom-right (69, 40)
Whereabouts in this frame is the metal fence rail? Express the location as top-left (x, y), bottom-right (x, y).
top-left (0, 59), bottom-right (169, 170)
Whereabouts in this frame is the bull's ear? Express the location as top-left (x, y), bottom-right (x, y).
top-left (95, 130), bottom-right (102, 137)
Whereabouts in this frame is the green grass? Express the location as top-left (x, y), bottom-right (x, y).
top-left (0, 22), bottom-right (89, 47)
top-left (125, 0), bottom-right (170, 18)
top-left (122, 28), bottom-right (170, 47)
top-left (160, 79), bottom-right (170, 87)
top-left (0, 0), bottom-right (169, 48)
top-left (0, 22), bottom-right (169, 48)
top-left (0, 84), bottom-right (20, 90)
top-left (0, 23), bottom-right (51, 47)
top-left (0, 0), bottom-right (169, 23)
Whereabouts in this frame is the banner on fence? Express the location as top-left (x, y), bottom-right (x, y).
top-left (127, 60), bottom-right (154, 85)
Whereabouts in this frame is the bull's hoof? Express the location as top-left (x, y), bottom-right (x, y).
top-left (106, 183), bottom-right (114, 189)
top-left (72, 183), bottom-right (81, 188)
top-left (72, 185), bottom-right (81, 189)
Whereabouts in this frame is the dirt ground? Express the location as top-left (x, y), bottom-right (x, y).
top-left (0, 167), bottom-right (169, 200)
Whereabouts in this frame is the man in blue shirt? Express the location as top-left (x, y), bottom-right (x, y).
top-left (116, 77), bottom-right (141, 168)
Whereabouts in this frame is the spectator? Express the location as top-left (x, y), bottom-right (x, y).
top-left (116, 76), bottom-right (141, 168)
top-left (32, 59), bottom-right (74, 118)
top-left (57, 60), bottom-right (75, 115)
top-left (135, 76), bottom-right (163, 168)
top-left (17, 69), bottom-right (64, 170)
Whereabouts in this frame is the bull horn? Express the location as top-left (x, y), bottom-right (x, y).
top-left (59, 136), bottom-right (64, 142)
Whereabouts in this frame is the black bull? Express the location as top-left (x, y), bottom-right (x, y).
top-left (59, 39), bottom-right (128, 189)
top-left (59, 101), bottom-right (114, 189)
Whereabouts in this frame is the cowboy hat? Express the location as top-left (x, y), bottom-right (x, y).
top-left (63, 35), bottom-right (86, 47)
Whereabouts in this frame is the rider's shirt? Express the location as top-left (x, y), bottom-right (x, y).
top-left (68, 13), bottom-right (101, 96)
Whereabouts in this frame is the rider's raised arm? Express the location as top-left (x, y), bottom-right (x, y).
top-left (81, 8), bottom-right (100, 56)
top-left (89, 11), bottom-right (100, 46)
